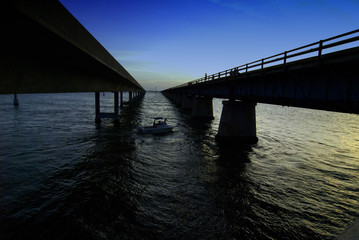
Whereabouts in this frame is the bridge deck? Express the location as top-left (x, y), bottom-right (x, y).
top-left (163, 30), bottom-right (359, 114)
top-left (0, 1), bottom-right (144, 94)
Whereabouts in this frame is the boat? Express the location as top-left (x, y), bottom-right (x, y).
top-left (137, 117), bottom-right (175, 134)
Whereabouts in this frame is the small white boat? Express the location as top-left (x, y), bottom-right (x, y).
top-left (138, 117), bottom-right (174, 134)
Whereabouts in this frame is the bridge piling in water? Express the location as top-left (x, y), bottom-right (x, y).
top-left (120, 91), bottom-right (124, 108)
top-left (13, 94), bottom-right (19, 106)
top-left (216, 100), bottom-right (258, 143)
top-left (114, 92), bottom-right (119, 122)
top-left (95, 92), bottom-right (120, 124)
top-left (95, 92), bottom-right (101, 123)
top-left (162, 29), bottom-right (359, 144)
top-left (192, 96), bottom-right (214, 119)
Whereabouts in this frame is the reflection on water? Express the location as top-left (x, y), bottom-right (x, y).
top-left (0, 92), bottom-right (358, 239)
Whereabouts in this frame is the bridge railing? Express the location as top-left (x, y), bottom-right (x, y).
top-left (174, 29), bottom-right (359, 89)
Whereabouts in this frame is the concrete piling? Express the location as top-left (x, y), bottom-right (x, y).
top-left (95, 91), bottom-right (120, 124)
top-left (192, 96), bottom-right (213, 119)
top-left (114, 91), bottom-right (119, 123)
top-left (216, 100), bottom-right (258, 143)
top-left (13, 94), bottom-right (19, 106)
top-left (120, 91), bottom-right (124, 108)
top-left (95, 92), bottom-right (101, 123)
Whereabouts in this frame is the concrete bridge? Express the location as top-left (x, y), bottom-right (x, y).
top-left (0, 0), bottom-right (145, 123)
top-left (162, 29), bottom-right (359, 143)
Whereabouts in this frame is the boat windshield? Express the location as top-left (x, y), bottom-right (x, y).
top-left (153, 118), bottom-right (167, 126)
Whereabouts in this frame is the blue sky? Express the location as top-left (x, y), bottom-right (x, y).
top-left (59, 0), bottom-right (359, 91)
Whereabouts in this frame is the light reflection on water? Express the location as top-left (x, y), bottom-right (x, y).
top-left (0, 92), bottom-right (358, 239)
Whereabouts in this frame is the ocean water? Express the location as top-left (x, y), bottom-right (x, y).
top-left (0, 92), bottom-right (358, 239)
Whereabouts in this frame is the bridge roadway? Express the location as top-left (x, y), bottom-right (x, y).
top-left (162, 30), bottom-right (359, 142)
top-left (0, 0), bottom-right (145, 122)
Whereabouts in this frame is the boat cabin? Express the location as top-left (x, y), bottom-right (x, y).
top-left (153, 117), bottom-right (167, 127)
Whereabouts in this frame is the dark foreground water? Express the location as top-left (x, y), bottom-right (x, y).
top-left (0, 92), bottom-right (358, 239)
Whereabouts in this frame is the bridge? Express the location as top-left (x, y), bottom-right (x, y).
top-left (0, 0), bottom-right (145, 123)
top-left (162, 29), bottom-right (359, 143)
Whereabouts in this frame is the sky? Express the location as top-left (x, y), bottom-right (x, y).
top-left (59, 0), bottom-right (359, 91)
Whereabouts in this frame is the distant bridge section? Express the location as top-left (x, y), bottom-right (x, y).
top-left (0, 0), bottom-right (144, 94)
top-left (163, 30), bottom-right (359, 142)
top-left (163, 29), bottom-right (359, 114)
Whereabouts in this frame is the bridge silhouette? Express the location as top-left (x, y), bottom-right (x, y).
top-left (162, 29), bottom-right (359, 143)
top-left (0, 0), bottom-right (145, 123)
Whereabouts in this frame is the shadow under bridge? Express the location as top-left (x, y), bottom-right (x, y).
top-left (0, 0), bottom-right (145, 123)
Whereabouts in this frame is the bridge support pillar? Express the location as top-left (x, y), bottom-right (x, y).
top-left (95, 92), bottom-right (101, 123)
top-left (95, 92), bottom-right (120, 124)
top-left (113, 92), bottom-right (119, 123)
top-left (129, 91), bottom-right (133, 101)
top-left (182, 94), bottom-right (193, 110)
top-left (120, 91), bottom-right (124, 108)
top-left (13, 93), bottom-right (19, 106)
top-left (216, 100), bottom-right (258, 143)
top-left (192, 96), bottom-right (213, 119)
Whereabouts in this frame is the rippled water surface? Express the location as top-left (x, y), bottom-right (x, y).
top-left (1, 92), bottom-right (359, 239)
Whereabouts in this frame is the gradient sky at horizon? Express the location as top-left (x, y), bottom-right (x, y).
top-left (59, 0), bottom-right (359, 91)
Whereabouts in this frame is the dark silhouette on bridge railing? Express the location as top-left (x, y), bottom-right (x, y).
top-left (168, 29), bottom-right (359, 90)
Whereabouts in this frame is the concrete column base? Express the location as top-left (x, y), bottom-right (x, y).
top-left (215, 100), bottom-right (258, 143)
top-left (13, 94), bottom-right (19, 106)
top-left (113, 91), bottom-right (119, 123)
top-left (337, 218), bottom-right (359, 240)
top-left (95, 92), bottom-right (101, 123)
top-left (192, 96), bottom-right (213, 119)
top-left (95, 92), bottom-right (120, 124)
top-left (120, 91), bottom-right (124, 108)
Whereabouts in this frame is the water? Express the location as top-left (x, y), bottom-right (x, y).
top-left (0, 92), bottom-right (358, 239)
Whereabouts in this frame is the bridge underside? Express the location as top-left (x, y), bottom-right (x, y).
top-left (0, 1), bottom-right (143, 94)
top-left (167, 47), bottom-right (359, 114)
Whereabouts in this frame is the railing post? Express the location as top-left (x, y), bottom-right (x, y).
top-left (318, 40), bottom-right (323, 57)
top-left (177, 30), bottom-right (359, 90)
